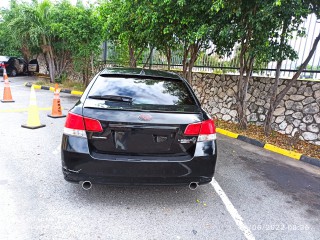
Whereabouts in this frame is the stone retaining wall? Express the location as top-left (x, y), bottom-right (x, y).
top-left (190, 72), bottom-right (320, 145)
top-left (34, 57), bottom-right (319, 145)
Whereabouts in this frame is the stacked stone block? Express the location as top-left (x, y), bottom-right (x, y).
top-left (190, 72), bottom-right (320, 145)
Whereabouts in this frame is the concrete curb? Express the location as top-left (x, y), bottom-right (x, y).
top-left (25, 82), bottom-right (83, 96)
top-left (216, 127), bottom-right (320, 168)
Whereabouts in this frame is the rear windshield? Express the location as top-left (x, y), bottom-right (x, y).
top-left (86, 77), bottom-right (200, 112)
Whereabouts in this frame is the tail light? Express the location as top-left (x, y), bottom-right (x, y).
top-left (184, 119), bottom-right (216, 142)
top-left (1, 63), bottom-right (9, 68)
top-left (64, 112), bottom-right (102, 138)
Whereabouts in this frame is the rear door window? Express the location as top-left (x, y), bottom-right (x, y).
top-left (86, 77), bottom-right (200, 112)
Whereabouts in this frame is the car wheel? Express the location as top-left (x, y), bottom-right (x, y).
top-left (10, 69), bottom-right (17, 77)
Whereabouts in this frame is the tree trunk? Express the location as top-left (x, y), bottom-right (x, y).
top-left (236, 40), bottom-right (247, 129)
top-left (264, 21), bottom-right (288, 136)
top-left (143, 46), bottom-right (154, 69)
top-left (264, 31), bottom-right (320, 135)
top-left (186, 43), bottom-right (201, 85)
top-left (47, 52), bottom-right (55, 83)
top-left (165, 46), bottom-right (171, 71)
top-left (276, 31), bottom-right (320, 104)
top-left (182, 44), bottom-right (189, 79)
top-left (129, 43), bottom-right (136, 68)
top-left (264, 61), bottom-right (282, 135)
top-left (42, 36), bottom-right (55, 83)
top-left (237, 54), bottom-right (254, 129)
top-left (85, 58), bottom-right (90, 86)
top-left (21, 44), bottom-right (31, 62)
top-left (91, 53), bottom-right (94, 74)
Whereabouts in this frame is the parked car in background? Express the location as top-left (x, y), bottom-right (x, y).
top-left (0, 56), bottom-right (28, 77)
top-left (28, 58), bottom-right (39, 74)
top-left (61, 68), bottom-right (218, 190)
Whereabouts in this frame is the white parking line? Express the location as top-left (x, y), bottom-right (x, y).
top-left (52, 144), bottom-right (61, 155)
top-left (211, 179), bottom-right (255, 240)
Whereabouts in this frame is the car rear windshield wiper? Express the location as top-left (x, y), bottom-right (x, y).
top-left (88, 95), bottom-right (133, 102)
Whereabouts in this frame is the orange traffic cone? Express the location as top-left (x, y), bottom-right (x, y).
top-left (2, 66), bottom-right (9, 82)
top-left (48, 83), bottom-right (66, 118)
top-left (1, 75), bottom-right (14, 103)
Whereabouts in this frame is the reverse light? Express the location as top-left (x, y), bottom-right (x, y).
top-left (64, 112), bottom-right (102, 138)
top-left (184, 119), bottom-right (216, 142)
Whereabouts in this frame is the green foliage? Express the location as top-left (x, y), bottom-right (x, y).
top-left (256, 0), bottom-right (309, 64)
top-left (0, 0), bottom-right (318, 86)
top-left (50, 1), bottom-right (103, 83)
top-left (296, 64), bottom-right (320, 70)
top-left (1, 0), bottom-right (103, 84)
top-left (99, 0), bottom-right (215, 76)
top-left (213, 68), bottom-right (223, 74)
top-left (99, 0), bottom-right (152, 67)
top-left (0, 21), bottom-right (21, 56)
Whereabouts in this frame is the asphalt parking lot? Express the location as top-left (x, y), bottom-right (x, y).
top-left (0, 76), bottom-right (319, 240)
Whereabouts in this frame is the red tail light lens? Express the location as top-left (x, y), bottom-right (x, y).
top-left (184, 119), bottom-right (216, 141)
top-left (184, 122), bottom-right (202, 135)
top-left (65, 112), bottom-right (85, 130)
top-left (84, 117), bottom-right (103, 132)
top-left (199, 119), bottom-right (216, 134)
top-left (64, 112), bottom-right (102, 137)
top-left (184, 119), bottom-right (216, 135)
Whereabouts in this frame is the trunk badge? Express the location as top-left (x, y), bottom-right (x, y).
top-left (138, 114), bottom-right (152, 121)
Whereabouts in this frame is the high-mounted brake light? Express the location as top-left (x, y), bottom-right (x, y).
top-left (184, 119), bottom-right (216, 142)
top-left (63, 112), bottom-right (102, 138)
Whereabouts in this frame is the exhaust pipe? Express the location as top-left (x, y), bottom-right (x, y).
top-left (189, 182), bottom-right (199, 190)
top-left (81, 181), bottom-right (92, 190)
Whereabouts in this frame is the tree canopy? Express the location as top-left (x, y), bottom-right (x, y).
top-left (1, 0), bottom-right (103, 83)
top-left (1, 0), bottom-right (319, 134)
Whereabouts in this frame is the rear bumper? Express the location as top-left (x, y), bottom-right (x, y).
top-left (61, 135), bottom-right (217, 186)
top-left (63, 168), bottom-right (213, 186)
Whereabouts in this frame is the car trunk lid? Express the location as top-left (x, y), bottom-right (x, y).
top-left (82, 107), bottom-right (202, 158)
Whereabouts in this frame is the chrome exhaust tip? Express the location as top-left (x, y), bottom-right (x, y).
top-left (81, 181), bottom-right (92, 190)
top-left (189, 182), bottom-right (199, 190)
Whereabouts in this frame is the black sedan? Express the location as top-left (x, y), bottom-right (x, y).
top-left (61, 68), bottom-right (217, 190)
top-left (0, 56), bottom-right (28, 77)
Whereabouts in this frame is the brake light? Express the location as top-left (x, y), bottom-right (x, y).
top-left (84, 117), bottom-right (103, 132)
top-left (199, 119), bottom-right (216, 135)
top-left (184, 119), bottom-right (216, 142)
top-left (64, 112), bottom-right (102, 138)
top-left (65, 112), bottom-right (85, 130)
top-left (184, 122), bottom-right (201, 135)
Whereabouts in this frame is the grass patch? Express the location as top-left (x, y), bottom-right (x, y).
top-left (34, 77), bottom-right (86, 92)
top-left (216, 119), bottom-right (320, 160)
